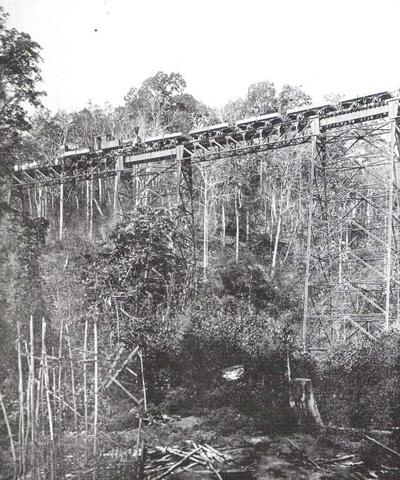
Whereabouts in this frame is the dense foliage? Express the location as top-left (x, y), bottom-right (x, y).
top-left (0, 8), bottom-right (44, 169)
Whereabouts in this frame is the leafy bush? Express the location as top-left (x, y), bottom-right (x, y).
top-left (317, 331), bottom-right (400, 429)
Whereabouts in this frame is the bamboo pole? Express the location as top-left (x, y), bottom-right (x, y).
top-left (36, 342), bottom-right (44, 473)
top-left (51, 347), bottom-right (56, 431)
top-left (139, 350), bottom-right (147, 412)
top-left (29, 316), bottom-right (36, 476)
top-left (23, 341), bottom-right (31, 456)
top-left (83, 319), bottom-right (89, 463)
top-left (42, 319), bottom-right (55, 480)
top-left (114, 299), bottom-right (121, 343)
top-left (93, 319), bottom-right (99, 480)
top-left (17, 321), bottom-right (25, 478)
top-left (56, 317), bottom-right (64, 477)
top-left (58, 317), bottom-right (64, 440)
top-left (0, 391), bottom-right (17, 478)
top-left (65, 323), bottom-right (80, 470)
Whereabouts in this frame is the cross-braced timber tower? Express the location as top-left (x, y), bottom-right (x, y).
top-left (5, 91), bottom-right (400, 351)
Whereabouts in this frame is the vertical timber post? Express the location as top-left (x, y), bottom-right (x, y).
top-left (177, 146), bottom-right (196, 260)
top-left (385, 100), bottom-right (398, 329)
top-left (113, 155), bottom-right (123, 225)
top-left (303, 117), bottom-right (319, 350)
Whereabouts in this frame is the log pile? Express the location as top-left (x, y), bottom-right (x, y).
top-left (144, 442), bottom-right (249, 479)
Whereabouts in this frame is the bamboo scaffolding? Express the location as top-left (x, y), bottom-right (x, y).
top-left (7, 316), bottom-right (148, 479)
top-left (105, 346), bottom-right (139, 389)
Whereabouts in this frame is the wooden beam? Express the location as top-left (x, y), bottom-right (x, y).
top-left (344, 316), bottom-right (376, 342)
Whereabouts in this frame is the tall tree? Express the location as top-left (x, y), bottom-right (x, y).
top-left (247, 80), bottom-right (278, 115)
top-left (278, 84), bottom-right (312, 112)
top-left (124, 71), bottom-right (217, 136)
top-left (0, 7), bottom-right (44, 170)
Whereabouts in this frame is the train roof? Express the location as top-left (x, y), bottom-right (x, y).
top-left (145, 132), bottom-right (183, 143)
top-left (286, 103), bottom-right (332, 116)
top-left (236, 112), bottom-right (281, 126)
top-left (189, 123), bottom-right (229, 135)
top-left (339, 91), bottom-right (390, 104)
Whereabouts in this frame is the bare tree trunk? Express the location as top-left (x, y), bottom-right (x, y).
top-left (221, 203), bottom-right (226, 252)
top-left (89, 175), bottom-right (94, 240)
top-left (246, 210), bottom-right (250, 244)
top-left (86, 180), bottom-right (90, 235)
top-left (59, 177), bottom-right (64, 242)
top-left (28, 188), bottom-right (33, 216)
top-left (271, 212), bottom-right (282, 279)
top-left (235, 189), bottom-right (241, 263)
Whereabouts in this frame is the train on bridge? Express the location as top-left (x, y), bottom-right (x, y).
top-left (14, 90), bottom-right (392, 172)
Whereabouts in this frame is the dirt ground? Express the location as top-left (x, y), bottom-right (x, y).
top-left (136, 416), bottom-right (400, 480)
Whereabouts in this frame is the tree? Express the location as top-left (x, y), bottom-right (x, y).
top-left (222, 81), bottom-right (311, 122)
top-left (278, 84), bottom-right (312, 112)
top-left (124, 71), bottom-right (217, 136)
top-left (247, 80), bottom-right (278, 115)
top-left (83, 207), bottom-right (193, 341)
top-left (221, 98), bottom-right (250, 124)
top-left (0, 8), bottom-right (44, 169)
top-left (23, 109), bottom-right (73, 165)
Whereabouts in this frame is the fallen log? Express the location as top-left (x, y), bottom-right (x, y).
top-left (286, 439), bottom-right (324, 470)
top-left (364, 435), bottom-right (400, 462)
top-left (319, 454), bottom-right (355, 464)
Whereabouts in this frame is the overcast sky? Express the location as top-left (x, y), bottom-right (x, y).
top-left (4, 0), bottom-right (400, 113)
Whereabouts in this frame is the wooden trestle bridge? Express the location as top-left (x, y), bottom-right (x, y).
top-left (5, 91), bottom-right (400, 352)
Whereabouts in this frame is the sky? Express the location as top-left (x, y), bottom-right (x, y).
top-left (4, 0), bottom-right (400, 113)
